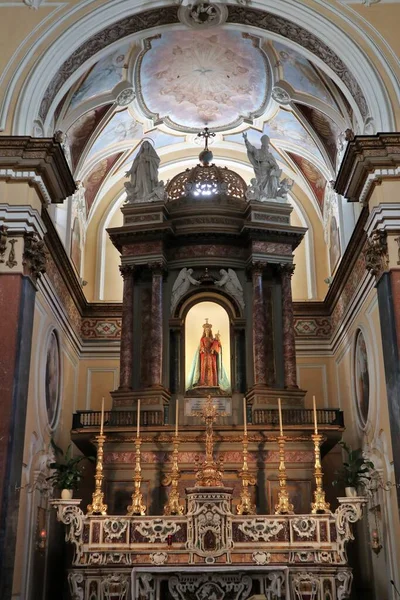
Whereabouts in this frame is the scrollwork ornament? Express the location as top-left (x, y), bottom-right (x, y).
top-left (133, 519), bottom-right (181, 542)
top-left (116, 87), bottom-right (136, 106)
top-left (365, 230), bottom-right (389, 279)
top-left (178, 1), bottom-right (228, 28)
top-left (0, 225), bottom-right (7, 262)
top-left (337, 570), bottom-right (353, 600)
top-left (271, 86), bottom-right (291, 105)
top-left (292, 517), bottom-right (317, 538)
top-left (23, 232), bottom-right (47, 280)
top-left (150, 551), bottom-right (168, 565)
top-left (252, 550), bottom-right (271, 565)
top-left (103, 518), bottom-right (128, 541)
top-left (68, 572), bottom-right (84, 600)
top-left (238, 518), bottom-right (284, 541)
top-left (53, 502), bottom-right (85, 564)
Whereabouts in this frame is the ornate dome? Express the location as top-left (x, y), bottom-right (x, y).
top-left (166, 162), bottom-right (247, 202)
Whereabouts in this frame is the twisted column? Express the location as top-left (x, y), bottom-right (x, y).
top-left (279, 263), bottom-right (297, 389)
top-left (149, 262), bottom-right (164, 387)
top-left (119, 265), bottom-right (135, 390)
top-left (251, 263), bottom-right (267, 387)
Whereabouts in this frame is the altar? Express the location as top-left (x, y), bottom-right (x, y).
top-left (57, 133), bottom-right (365, 600)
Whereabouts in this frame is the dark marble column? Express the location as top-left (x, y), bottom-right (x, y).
top-left (251, 264), bottom-right (267, 387)
top-left (149, 263), bottom-right (164, 387)
top-left (377, 273), bottom-right (400, 509)
top-left (234, 328), bottom-right (246, 393)
top-left (264, 284), bottom-right (276, 386)
top-left (279, 263), bottom-right (298, 389)
top-left (119, 265), bottom-right (135, 390)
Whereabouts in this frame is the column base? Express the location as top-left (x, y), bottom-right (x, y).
top-left (246, 386), bottom-right (306, 409)
top-left (111, 386), bottom-right (171, 414)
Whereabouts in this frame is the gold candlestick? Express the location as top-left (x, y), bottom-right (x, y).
top-left (127, 438), bottom-right (146, 516)
top-left (237, 434), bottom-right (256, 515)
top-left (311, 433), bottom-right (330, 514)
top-left (87, 432), bottom-right (108, 515)
top-left (274, 434), bottom-right (294, 514)
top-left (163, 436), bottom-right (185, 515)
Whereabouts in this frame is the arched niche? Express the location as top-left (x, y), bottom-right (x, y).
top-left (185, 301), bottom-right (231, 393)
top-left (169, 290), bottom-right (246, 396)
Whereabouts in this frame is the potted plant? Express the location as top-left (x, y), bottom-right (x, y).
top-left (332, 441), bottom-right (375, 497)
top-left (46, 441), bottom-right (93, 500)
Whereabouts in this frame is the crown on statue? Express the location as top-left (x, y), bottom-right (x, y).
top-left (203, 318), bottom-right (213, 330)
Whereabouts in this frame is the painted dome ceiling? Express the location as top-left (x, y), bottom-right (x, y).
top-left (134, 30), bottom-right (270, 132)
top-left (52, 24), bottom-right (355, 221)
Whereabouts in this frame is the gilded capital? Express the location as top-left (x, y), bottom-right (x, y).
top-left (365, 230), bottom-right (389, 280)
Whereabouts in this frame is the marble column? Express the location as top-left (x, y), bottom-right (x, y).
top-left (264, 285), bottom-right (276, 386)
top-left (234, 328), bottom-right (246, 393)
top-left (119, 265), bottom-right (135, 390)
top-left (279, 263), bottom-right (297, 389)
top-left (251, 263), bottom-right (267, 387)
top-left (149, 262), bottom-right (164, 387)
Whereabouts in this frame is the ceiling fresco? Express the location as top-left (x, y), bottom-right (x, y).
top-left (87, 109), bottom-right (143, 160)
top-left (273, 41), bottom-right (336, 109)
top-left (67, 105), bottom-right (111, 171)
top-left (135, 30), bottom-right (270, 132)
top-left (69, 45), bottom-right (130, 112)
top-left (296, 104), bottom-right (340, 167)
top-left (288, 152), bottom-right (327, 210)
top-left (83, 152), bottom-right (122, 213)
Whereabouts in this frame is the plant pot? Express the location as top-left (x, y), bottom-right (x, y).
top-left (61, 489), bottom-right (73, 500)
top-left (345, 486), bottom-right (357, 498)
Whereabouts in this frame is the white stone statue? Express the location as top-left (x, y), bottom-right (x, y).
top-left (171, 268), bottom-right (200, 313)
top-left (243, 132), bottom-right (282, 200)
top-left (276, 178), bottom-right (294, 200)
top-left (245, 178), bottom-right (261, 202)
top-left (125, 141), bottom-right (165, 203)
top-left (215, 268), bottom-right (245, 309)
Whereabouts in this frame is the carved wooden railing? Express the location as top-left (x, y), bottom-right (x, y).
top-left (72, 408), bottom-right (344, 430)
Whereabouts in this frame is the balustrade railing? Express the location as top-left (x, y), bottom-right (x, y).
top-left (72, 408), bottom-right (343, 430)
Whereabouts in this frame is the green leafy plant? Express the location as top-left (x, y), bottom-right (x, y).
top-left (46, 441), bottom-right (94, 491)
top-left (332, 441), bottom-right (375, 489)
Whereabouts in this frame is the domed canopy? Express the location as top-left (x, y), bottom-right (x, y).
top-left (166, 163), bottom-right (247, 202)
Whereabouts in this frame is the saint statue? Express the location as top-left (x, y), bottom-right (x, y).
top-left (125, 140), bottom-right (165, 203)
top-left (187, 319), bottom-right (230, 392)
top-left (243, 132), bottom-right (282, 200)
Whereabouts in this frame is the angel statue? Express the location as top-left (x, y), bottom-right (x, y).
top-left (125, 141), bottom-right (165, 203)
top-left (243, 132), bottom-right (282, 200)
top-left (215, 268), bottom-right (245, 310)
top-left (171, 268), bottom-right (200, 314)
top-left (276, 178), bottom-right (294, 200)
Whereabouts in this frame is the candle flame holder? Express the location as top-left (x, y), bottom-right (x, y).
top-left (127, 438), bottom-right (146, 516)
top-left (163, 436), bottom-right (185, 515)
top-left (275, 434), bottom-right (294, 515)
top-left (87, 433), bottom-right (108, 516)
top-left (236, 434), bottom-right (256, 515)
top-left (311, 433), bottom-right (330, 514)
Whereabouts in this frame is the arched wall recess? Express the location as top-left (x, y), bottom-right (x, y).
top-left (8, 1), bottom-right (395, 136)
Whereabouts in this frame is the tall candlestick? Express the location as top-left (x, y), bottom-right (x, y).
top-left (278, 397), bottom-right (283, 436)
top-left (137, 399), bottom-right (141, 438)
top-left (243, 397), bottom-right (247, 436)
top-left (175, 399), bottom-right (179, 437)
top-left (313, 395), bottom-right (318, 434)
top-left (100, 397), bottom-right (105, 436)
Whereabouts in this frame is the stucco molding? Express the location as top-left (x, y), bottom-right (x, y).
top-left (334, 133), bottom-right (400, 203)
top-left (0, 137), bottom-right (76, 204)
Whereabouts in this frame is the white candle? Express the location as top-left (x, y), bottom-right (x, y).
top-left (243, 397), bottom-right (247, 436)
top-left (313, 395), bottom-right (318, 434)
top-left (137, 399), bottom-right (141, 438)
top-left (175, 399), bottom-right (179, 437)
top-left (278, 397), bottom-right (283, 436)
top-left (100, 397), bottom-right (105, 436)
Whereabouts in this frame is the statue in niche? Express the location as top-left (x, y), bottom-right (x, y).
top-left (187, 319), bottom-right (230, 392)
top-left (243, 132), bottom-right (282, 200)
top-left (125, 141), bottom-right (165, 203)
top-left (171, 268), bottom-right (200, 314)
top-left (215, 268), bottom-right (245, 310)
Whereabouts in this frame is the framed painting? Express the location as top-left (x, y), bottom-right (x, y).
top-left (355, 329), bottom-right (370, 425)
top-left (45, 330), bottom-right (61, 428)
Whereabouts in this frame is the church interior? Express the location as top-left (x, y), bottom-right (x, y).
top-left (0, 0), bottom-right (400, 599)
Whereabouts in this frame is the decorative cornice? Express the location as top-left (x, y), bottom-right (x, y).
top-left (0, 137), bottom-right (76, 204)
top-left (334, 134), bottom-right (400, 203)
